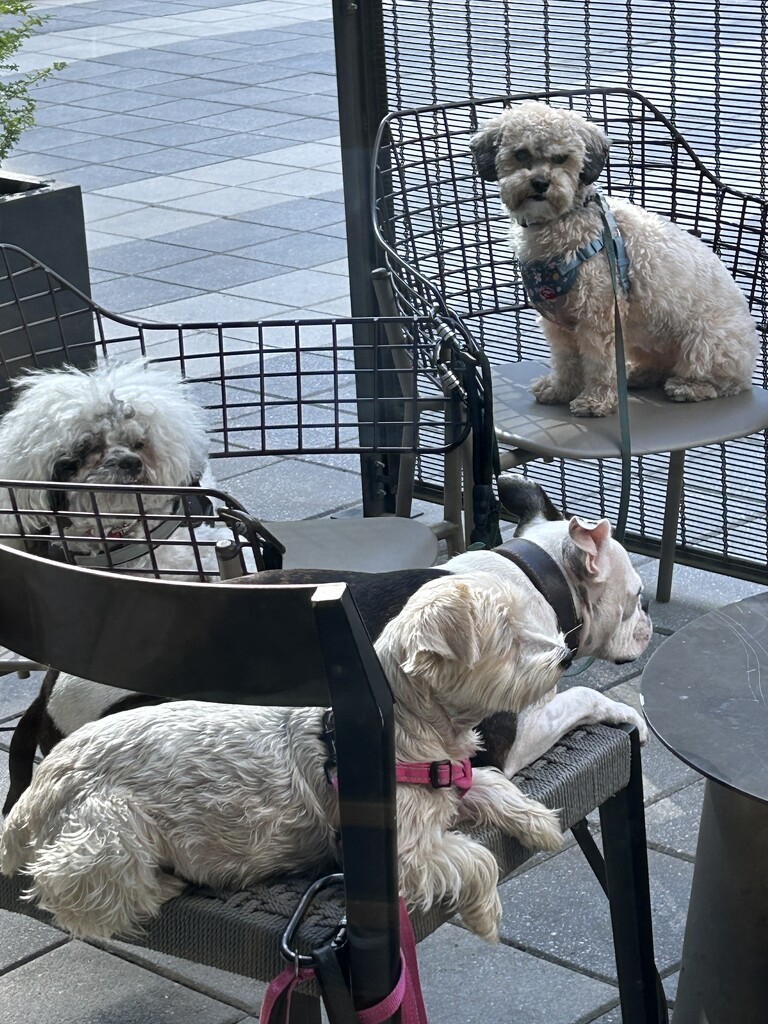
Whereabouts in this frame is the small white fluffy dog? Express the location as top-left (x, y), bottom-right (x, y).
top-left (471, 101), bottom-right (758, 416)
top-left (0, 360), bottom-right (210, 557)
top-left (0, 515), bottom-right (651, 944)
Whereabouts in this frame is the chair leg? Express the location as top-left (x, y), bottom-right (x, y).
top-left (599, 728), bottom-right (668, 1024)
top-left (288, 992), bottom-right (322, 1023)
top-left (656, 450), bottom-right (685, 604)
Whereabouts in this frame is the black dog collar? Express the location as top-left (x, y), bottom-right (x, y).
top-left (493, 538), bottom-right (582, 659)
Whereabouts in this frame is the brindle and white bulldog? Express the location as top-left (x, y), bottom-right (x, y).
top-left (2, 478), bottom-right (650, 814)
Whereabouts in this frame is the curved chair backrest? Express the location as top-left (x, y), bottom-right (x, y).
top-left (0, 544), bottom-right (400, 1014)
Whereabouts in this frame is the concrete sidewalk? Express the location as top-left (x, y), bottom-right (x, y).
top-left (1, 2), bottom-right (764, 1021)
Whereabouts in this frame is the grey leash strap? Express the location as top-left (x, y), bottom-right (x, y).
top-left (596, 193), bottom-right (632, 546)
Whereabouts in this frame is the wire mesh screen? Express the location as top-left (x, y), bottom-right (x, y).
top-left (0, 481), bottom-right (265, 581)
top-left (382, 1), bottom-right (768, 194)
top-left (374, 86), bottom-right (768, 580)
top-left (0, 244), bottom-right (469, 460)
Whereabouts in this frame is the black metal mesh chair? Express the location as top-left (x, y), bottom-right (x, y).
top-left (0, 243), bottom-right (472, 577)
top-left (0, 544), bottom-right (666, 1023)
top-left (373, 86), bottom-right (768, 601)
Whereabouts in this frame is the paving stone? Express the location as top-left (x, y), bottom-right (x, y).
top-left (146, 254), bottom-right (285, 289)
top-left (415, 923), bottom-right (618, 1024)
top-left (639, 561), bottom-right (768, 632)
top-left (193, 108), bottom-right (297, 134)
top-left (57, 165), bottom-right (151, 191)
top-left (120, 123), bottom-right (230, 148)
top-left (96, 176), bottom-right (216, 203)
top-left (83, 193), bottom-right (145, 222)
top-left (602, 678), bottom-right (701, 801)
top-left (241, 197), bottom-right (343, 231)
top-left (127, 293), bottom-right (294, 324)
top-left (176, 158), bottom-right (294, 187)
top-left (226, 268), bottom-right (348, 306)
top-left (67, 112), bottom-right (170, 137)
top-left (76, 89), bottom-right (172, 113)
top-left (93, 207), bottom-right (215, 240)
top-left (167, 186), bottom-right (287, 217)
top-left (114, 148), bottom-right (227, 174)
top-left (46, 137), bottom-right (162, 165)
top-left (0, 671), bottom-right (44, 722)
top-left (261, 117), bottom-right (340, 143)
top-left (0, 942), bottom-right (244, 1024)
top-left (182, 132), bottom-right (297, 158)
top-left (645, 780), bottom-right (704, 858)
top-left (498, 845), bottom-right (693, 980)
top-left (102, 939), bottom-right (267, 1015)
top-left (0, 910), bottom-right (67, 974)
top-left (223, 457), bottom-right (363, 520)
top-left (4, 152), bottom-right (85, 177)
top-left (233, 231), bottom-right (346, 268)
top-left (89, 239), bottom-right (208, 274)
top-left (255, 167), bottom-right (343, 197)
top-left (152, 219), bottom-right (291, 253)
top-left (91, 276), bottom-right (202, 313)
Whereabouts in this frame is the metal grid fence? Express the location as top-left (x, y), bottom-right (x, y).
top-left (374, 2), bottom-right (768, 582)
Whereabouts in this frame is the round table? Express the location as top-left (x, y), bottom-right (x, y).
top-left (641, 593), bottom-right (768, 1024)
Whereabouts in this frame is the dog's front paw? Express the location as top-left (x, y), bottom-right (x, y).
top-left (460, 890), bottom-right (502, 944)
top-left (530, 374), bottom-right (575, 405)
top-left (664, 377), bottom-right (719, 403)
top-left (569, 388), bottom-right (617, 417)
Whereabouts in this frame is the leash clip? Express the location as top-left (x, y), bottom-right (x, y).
top-left (280, 874), bottom-right (347, 970)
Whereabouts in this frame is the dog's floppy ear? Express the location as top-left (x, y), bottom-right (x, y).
top-left (470, 119), bottom-right (502, 182)
top-left (578, 120), bottom-right (610, 185)
top-left (567, 516), bottom-right (613, 581)
top-left (400, 577), bottom-right (483, 678)
top-left (498, 474), bottom-right (565, 535)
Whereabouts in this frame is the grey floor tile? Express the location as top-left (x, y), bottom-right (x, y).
top-left (645, 780), bottom-right (704, 858)
top-left (0, 910), bottom-right (68, 974)
top-left (79, 68), bottom-right (184, 91)
top-left (177, 159), bottom-right (294, 187)
top-left (120, 123), bottom-right (230, 148)
top-left (183, 132), bottom-right (297, 158)
top-left (261, 118), bottom-right (340, 143)
top-left (146, 254), bottom-right (285, 290)
top-left (76, 89), bottom-right (173, 113)
top-left (167, 187), bottom-right (288, 217)
top-left (4, 152), bottom-right (85, 178)
top-left (0, 942), bottom-right (244, 1024)
top-left (640, 561), bottom-right (768, 631)
top-left (59, 165), bottom-right (151, 191)
top-left (89, 239), bottom-right (209, 274)
top-left (152, 218), bottom-right (290, 253)
top-left (194, 108), bottom-right (297, 134)
top-left (17, 126), bottom-right (99, 152)
top-left (601, 678), bottom-right (701, 801)
top-left (93, 207), bottom-right (215, 240)
top-left (226, 268), bottom-right (347, 306)
top-left (114, 148), bottom-right (228, 174)
top-left (223, 457), bottom-right (362, 520)
top-left (83, 193), bottom-right (145, 222)
top-left (46, 137), bottom-right (162, 165)
top-left (498, 846), bottom-right (693, 980)
top-left (127, 293), bottom-right (294, 324)
top-left (91, 277), bottom-right (202, 314)
top-left (241, 197), bottom-right (343, 231)
top-left (0, 671), bottom-right (44, 722)
top-left (416, 923), bottom-right (617, 1024)
top-left (255, 167), bottom-right (343, 197)
top-left (67, 112), bottom-right (170, 137)
top-left (101, 940), bottom-right (267, 1015)
top-left (96, 176), bottom-right (216, 203)
top-left (233, 231), bottom-right (346, 268)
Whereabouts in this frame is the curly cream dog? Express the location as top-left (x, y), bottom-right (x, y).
top-left (471, 101), bottom-right (758, 416)
top-left (0, 516), bottom-right (650, 944)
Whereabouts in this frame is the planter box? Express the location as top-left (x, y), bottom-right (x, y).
top-left (0, 172), bottom-right (94, 411)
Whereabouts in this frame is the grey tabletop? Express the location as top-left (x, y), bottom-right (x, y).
top-left (641, 592), bottom-right (768, 803)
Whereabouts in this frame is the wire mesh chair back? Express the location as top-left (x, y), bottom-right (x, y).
top-left (374, 87), bottom-right (768, 375)
top-left (0, 244), bottom-right (472, 580)
top-left (0, 244), bottom-right (469, 458)
top-left (373, 86), bottom-right (768, 579)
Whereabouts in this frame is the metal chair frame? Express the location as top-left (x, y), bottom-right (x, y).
top-left (372, 86), bottom-right (768, 599)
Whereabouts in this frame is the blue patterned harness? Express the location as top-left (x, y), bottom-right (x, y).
top-left (520, 195), bottom-right (630, 328)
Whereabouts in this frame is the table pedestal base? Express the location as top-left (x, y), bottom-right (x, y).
top-left (673, 779), bottom-right (768, 1024)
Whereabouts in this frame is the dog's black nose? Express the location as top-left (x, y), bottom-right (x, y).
top-left (530, 176), bottom-right (550, 194)
top-left (119, 453), bottom-right (143, 473)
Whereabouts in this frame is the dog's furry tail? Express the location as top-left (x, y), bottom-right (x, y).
top-left (0, 793), bottom-right (186, 939)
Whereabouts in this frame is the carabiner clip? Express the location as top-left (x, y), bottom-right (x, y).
top-left (280, 873), bottom-right (346, 969)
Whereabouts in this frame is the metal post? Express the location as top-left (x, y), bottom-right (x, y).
top-left (656, 450), bottom-right (685, 603)
top-left (332, 0), bottom-right (397, 515)
top-left (599, 727), bottom-right (667, 1024)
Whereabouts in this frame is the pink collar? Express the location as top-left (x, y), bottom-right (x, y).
top-left (395, 758), bottom-right (473, 794)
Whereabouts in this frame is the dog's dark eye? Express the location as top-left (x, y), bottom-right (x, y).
top-left (52, 458), bottom-right (80, 482)
top-left (552, 153), bottom-right (569, 165)
top-left (514, 148), bottom-right (531, 163)
top-left (132, 440), bottom-right (146, 451)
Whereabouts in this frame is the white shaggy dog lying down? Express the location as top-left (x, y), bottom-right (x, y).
top-left (0, 566), bottom-right (645, 945)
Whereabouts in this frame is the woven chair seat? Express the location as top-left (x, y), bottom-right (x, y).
top-left (0, 724), bottom-right (630, 988)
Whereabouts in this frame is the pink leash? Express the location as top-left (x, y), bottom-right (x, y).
top-left (260, 899), bottom-right (428, 1024)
